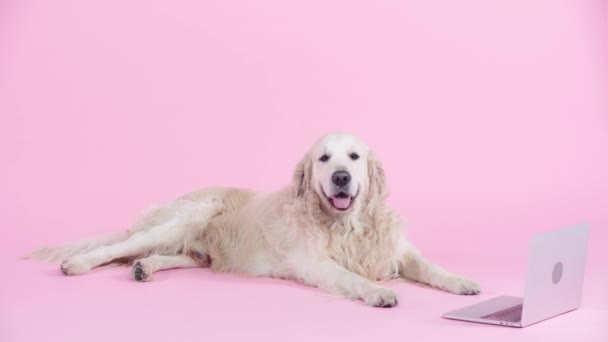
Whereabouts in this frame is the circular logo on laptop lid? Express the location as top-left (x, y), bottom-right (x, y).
top-left (552, 261), bottom-right (563, 284)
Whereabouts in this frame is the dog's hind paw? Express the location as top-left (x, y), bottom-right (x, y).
top-left (60, 257), bottom-right (92, 276)
top-left (132, 261), bottom-right (152, 282)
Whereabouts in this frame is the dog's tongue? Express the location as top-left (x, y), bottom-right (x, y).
top-left (332, 196), bottom-right (351, 209)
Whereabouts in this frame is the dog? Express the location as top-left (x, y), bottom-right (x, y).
top-left (27, 132), bottom-right (480, 307)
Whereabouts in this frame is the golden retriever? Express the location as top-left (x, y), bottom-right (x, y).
top-left (27, 132), bottom-right (480, 307)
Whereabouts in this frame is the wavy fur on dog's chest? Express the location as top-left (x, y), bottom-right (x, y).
top-left (321, 216), bottom-right (402, 281)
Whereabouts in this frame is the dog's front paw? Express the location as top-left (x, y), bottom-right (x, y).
top-left (363, 287), bottom-right (399, 308)
top-left (60, 256), bottom-right (92, 276)
top-left (132, 260), bottom-right (153, 282)
top-left (442, 275), bottom-right (481, 295)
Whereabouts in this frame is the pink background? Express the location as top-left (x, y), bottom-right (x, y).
top-left (1, 0), bottom-right (607, 341)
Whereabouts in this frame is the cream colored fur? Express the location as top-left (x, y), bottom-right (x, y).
top-left (27, 133), bottom-right (480, 307)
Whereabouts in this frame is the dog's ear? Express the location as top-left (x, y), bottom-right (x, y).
top-left (367, 151), bottom-right (388, 199)
top-left (293, 153), bottom-right (312, 197)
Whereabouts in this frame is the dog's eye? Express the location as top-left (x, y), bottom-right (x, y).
top-left (319, 155), bottom-right (330, 162)
top-left (349, 153), bottom-right (360, 160)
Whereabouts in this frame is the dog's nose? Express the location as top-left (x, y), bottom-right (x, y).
top-left (332, 171), bottom-right (351, 187)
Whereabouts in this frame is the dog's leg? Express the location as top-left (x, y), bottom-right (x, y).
top-left (60, 197), bottom-right (222, 275)
top-left (289, 254), bottom-right (399, 307)
top-left (131, 254), bottom-right (201, 282)
top-left (397, 240), bottom-right (481, 295)
top-left (60, 221), bottom-right (182, 275)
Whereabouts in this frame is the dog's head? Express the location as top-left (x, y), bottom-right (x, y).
top-left (293, 133), bottom-right (387, 214)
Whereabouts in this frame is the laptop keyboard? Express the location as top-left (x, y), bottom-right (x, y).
top-left (481, 304), bottom-right (523, 323)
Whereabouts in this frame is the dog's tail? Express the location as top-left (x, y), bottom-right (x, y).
top-left (23, 230), bottom-right (131, 262)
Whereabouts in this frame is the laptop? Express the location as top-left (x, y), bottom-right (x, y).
top-left (442, 223), bottom-right (589, 328)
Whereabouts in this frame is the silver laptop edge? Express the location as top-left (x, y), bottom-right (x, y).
top-left (442, 223), bottom-right (590, 328)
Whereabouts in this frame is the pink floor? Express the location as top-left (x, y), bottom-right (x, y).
top-left (2, 251), bottom-right (607, 342)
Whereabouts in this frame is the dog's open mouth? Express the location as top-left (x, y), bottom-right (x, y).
top-left (329, 192), bottom-right (352, 210)
top-left (321, 187), bottom-right (359, 211)
top-left (327, 189), bottom-right (361, 211)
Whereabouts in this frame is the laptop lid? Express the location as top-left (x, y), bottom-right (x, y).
top-left (521, 223), bottom-right (590, 327)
